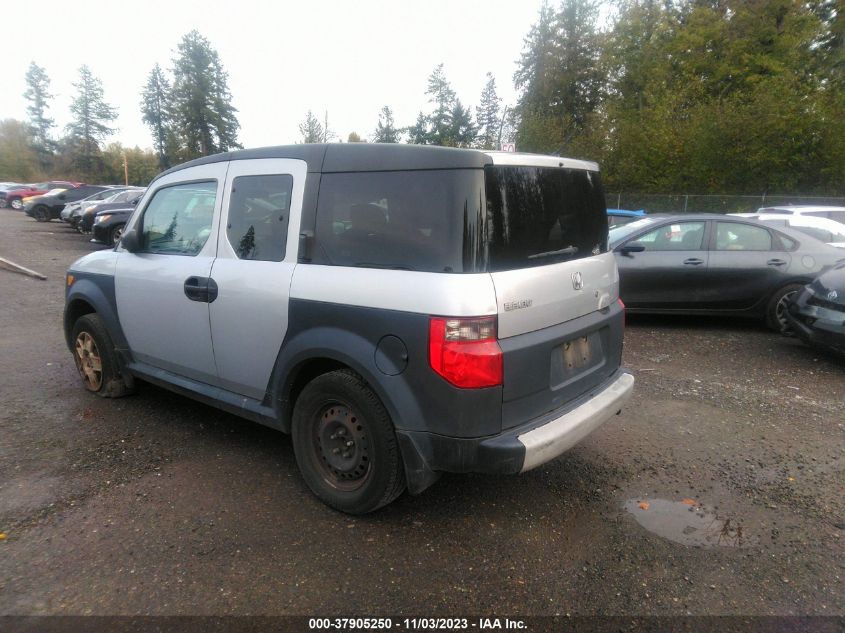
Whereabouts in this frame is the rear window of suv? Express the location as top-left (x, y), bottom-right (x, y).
top-left (484, 165), bottom-right (608, 271)
top-left (314, 170), bottom-right (485, 273)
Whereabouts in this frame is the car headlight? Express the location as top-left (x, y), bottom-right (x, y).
top-left (95, 214), bottom-right (112, 224)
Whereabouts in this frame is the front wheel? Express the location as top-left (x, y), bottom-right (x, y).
top-left (109, 223), bottom-right (125, 246)
top-left (766, 283), bottom-right (804, 333)
top-left (71, 314), bottom-right (132, 397)
top-left (291, 369), bottom-right (405, 514)
top-left (33, 206), bottom-right (50, 222)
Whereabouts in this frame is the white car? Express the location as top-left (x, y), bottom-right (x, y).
top-left (740, 213), bottom-right (845, 249)
top-left (757, 205), bottom-right (845, 225)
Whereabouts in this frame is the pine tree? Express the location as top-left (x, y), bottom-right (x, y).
top-left (141, 64), bottom-right (176, 170)
top-left (347, 132), bottom-right (364, 142)
top-left (448, 100), bottom-right (478, 148)
top-left (373, 106), bottom-right (400, 143)
top-left (476, 72), bottom-right (502, 149)
top-left (171, 30), bottom-right (240, 159)
top-left (299, 110), bottom-right (324, 143)
top-left (66, 65), bottom-right (118, 178)
top-left (406, 112), bottom-right (429, 145)
top-left (23, 62), bottom-right (55, 168)
top-left (426, 63), bottom-right (456, 145)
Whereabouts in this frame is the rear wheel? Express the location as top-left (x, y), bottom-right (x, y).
top-left (71, 314), bottom-right (132, 397)
top-left (766, 283), bottom-right (804, 333)
top-left (109, 223), bottom-right (125, 246)
top-left (9, 197), bottom-right (23, 210)
top-left (291, 369), bottom-right (405, 514)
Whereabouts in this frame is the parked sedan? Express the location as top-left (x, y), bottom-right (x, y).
top-left (786, 263), bottom-right (845, 355)
top-left (609, 214), bottom-right (845, 331)
top-left (2, 181), bottom-right (81, 209)
top-left (78, 188), bottom-right (145, 233)
top-left (91, 207), bottom-right (134, 245)
top-left (61, 187), bottom-right (126, 225)
top-left (25, 185), bottom-right (111, 222)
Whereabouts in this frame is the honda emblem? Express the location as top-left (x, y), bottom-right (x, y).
top-left (572, 272), bottom-right (584, 290)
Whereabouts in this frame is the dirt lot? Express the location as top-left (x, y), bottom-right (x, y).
top-left (0, 209), bottom-right (842, 617)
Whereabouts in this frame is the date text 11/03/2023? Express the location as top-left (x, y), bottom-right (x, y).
top-left (308, 618), bottom-right (527, 630)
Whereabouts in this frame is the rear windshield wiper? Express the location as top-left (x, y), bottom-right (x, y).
top-left (527, 245), bottom-right (579, 260)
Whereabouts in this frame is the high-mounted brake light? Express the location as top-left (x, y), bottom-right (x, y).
top-left (428, 316), bottom-right (503, 389)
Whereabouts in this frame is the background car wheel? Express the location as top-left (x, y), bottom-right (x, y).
top-left (9, 198), bottom-right (23, 210)
top-left (766, 283), bottom-right (805, 333)
top-left (109, 224), bottom-right (125, 246)
top-left (34, 206), bottom-right (50, 222)
top-left (71, 314), bottom-right (132, 398)
top-left (291, 369), bottom-right (405, 514)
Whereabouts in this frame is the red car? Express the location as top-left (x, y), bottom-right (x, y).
top-left (2, 181), bottom-right (82, 210)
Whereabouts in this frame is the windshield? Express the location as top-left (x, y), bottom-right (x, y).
top-left (609, 217), bottom-right (656, 246)
top-left (484, 165), bottom-right (607, 271)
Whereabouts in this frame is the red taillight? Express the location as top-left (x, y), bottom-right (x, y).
top-left (618, 298), bottom-right (626, 328)
top-left (428, 316), bottom-right (503, 388)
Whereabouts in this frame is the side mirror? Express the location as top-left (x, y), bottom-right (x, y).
top-left (120, 229), bottom-right (141, 252)
top-left (619, 242), bottom-right (646, 256)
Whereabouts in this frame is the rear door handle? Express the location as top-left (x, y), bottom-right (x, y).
top-left (683, 258), bottom-right (704, 266)
top-left (767, 259), bottom-right (787, 267)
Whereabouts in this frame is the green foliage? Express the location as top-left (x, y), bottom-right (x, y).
top-left (347, 132), bottom-right (364, 142)
top-left (373, 106), bottom-right (400, 143)
top-left (0, 119), bottom-right (41, 181)
top-left (408, 64), bottom-right (477, 147)
top-left (299, 110), bottom-right (324, 143)
top-left (65, 65), bottom-right (118, 180)
top-left (171, 30), bottom-right (241, 160)
top-left (141, 64), bottom-right (177, 170)
top-left (101, 143), bottom-right (160, 186)
top-left (476, 73), bottom-right (502, 149)
top-left (23, 62), bottom-right (55, 168)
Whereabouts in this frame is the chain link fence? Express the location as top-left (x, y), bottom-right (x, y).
top-left (606, 193), bottom-right (845, 214)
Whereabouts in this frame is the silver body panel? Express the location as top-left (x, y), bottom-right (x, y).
top-left (209, 158), bottom-right (306, 399)
top-left (518, 371), bottom-right (634, 472)
top-left (491, 253), bottom-right (619, 339)
top-left (114, 162), bottom-right (229, 386)
top-left (290, 266), bottom-right (498, 317)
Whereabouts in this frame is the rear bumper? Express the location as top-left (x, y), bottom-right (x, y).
top-left (396, 368), bottom-right (634, 489)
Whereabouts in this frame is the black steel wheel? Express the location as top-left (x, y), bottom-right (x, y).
top-left (292, 369), bottom-right (405, 514)
top-left (33, 206), bottom-right (50, 222)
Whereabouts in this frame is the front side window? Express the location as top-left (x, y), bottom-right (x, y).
top-left (715, 222), bottom-right (772, 251)
top-left (226, 174), bottom-right (292, 262)
top-left (140, 181), bottom-right (217, 255)
top-left (633, 222), bottom-right (705, 251)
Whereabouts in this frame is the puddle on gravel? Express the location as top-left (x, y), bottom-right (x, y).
top-left (624, 498), bottom-right (753, 547)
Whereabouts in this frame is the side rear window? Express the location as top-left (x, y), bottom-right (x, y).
top-left (314, 170), bottom-right (484, 273)
top-left (139, 181), bottom-right (217, 256)
top-left (226, 174), bottom-right (292, 262)
top-left (715, 222), bottom-right (772, 251)
top-left (485, 166), bottom-right (607, 271)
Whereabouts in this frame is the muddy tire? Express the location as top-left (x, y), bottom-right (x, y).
top-left (291, 369), bottom-right (405, 514)
top-left (71, 314), bottom-right (132, 398)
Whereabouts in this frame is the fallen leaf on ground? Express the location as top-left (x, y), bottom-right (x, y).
top-left (638, 501), bottom-right (650, 510)
top-left (681, 498), bottom-right (698, 506)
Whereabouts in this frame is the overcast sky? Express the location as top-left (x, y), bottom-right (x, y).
top-left (2, 0), bottom-right (547, 150)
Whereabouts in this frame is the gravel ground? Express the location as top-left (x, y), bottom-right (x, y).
top-left (0, 209), bottom-right (842, 617)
